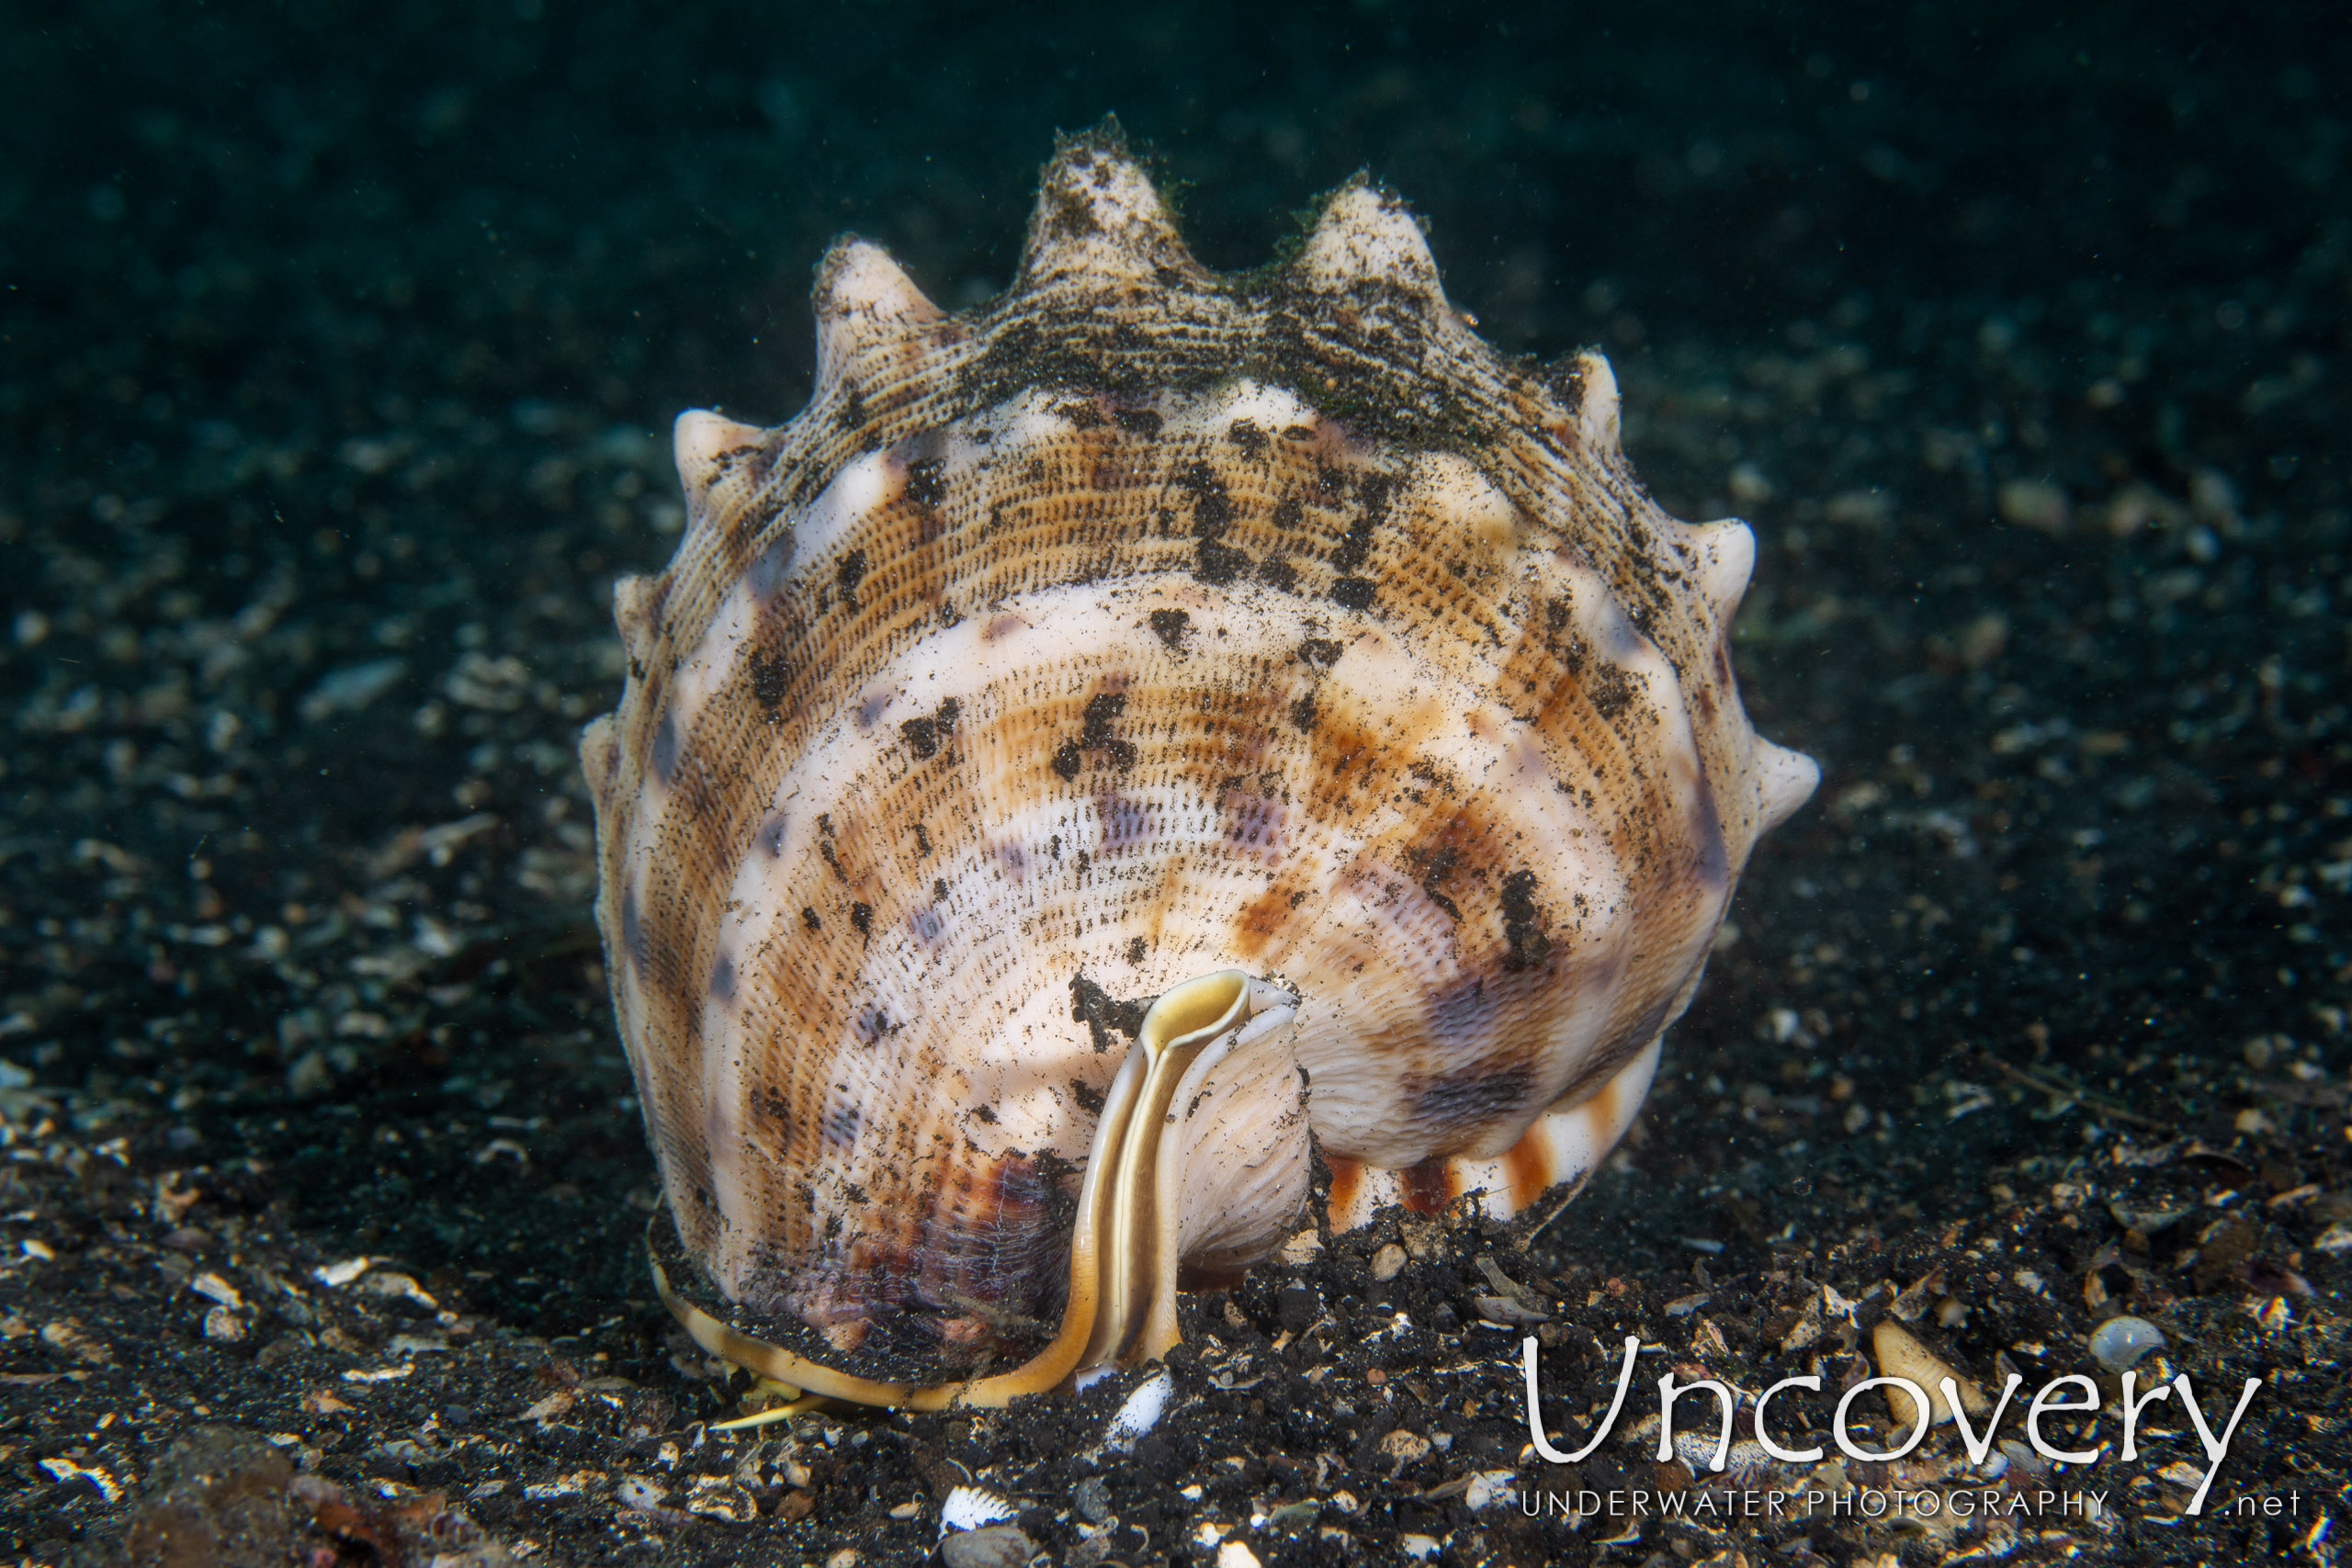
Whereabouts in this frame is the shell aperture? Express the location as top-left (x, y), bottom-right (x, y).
top-left (583, 122), bottom-right (1818, 1405)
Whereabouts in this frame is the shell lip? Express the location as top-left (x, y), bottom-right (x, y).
top-left (648, 1217), bottom-right (918, 1408)
top-left (649, 1214), bottom-right (1106, 1412)
top-left (647, 969), bottom-right (1309, 1409)
top-left (646, 1220), bottom-right (908, 1380)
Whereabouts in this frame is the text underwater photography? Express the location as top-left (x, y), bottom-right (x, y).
top-left (3, 1), bottom-right (2349, 1566)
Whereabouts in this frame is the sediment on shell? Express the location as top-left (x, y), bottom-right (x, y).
top-left (584, 118), bottom-right (1818, 1406)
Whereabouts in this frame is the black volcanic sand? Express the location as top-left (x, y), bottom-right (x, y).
top-left (3, 3), bottom-right (2347, 1564)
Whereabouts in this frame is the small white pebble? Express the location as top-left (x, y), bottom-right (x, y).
top-left (190, 1271), bottom-right (243, 1310)
top-left (1379, 1429), bottom-right (1430, 1467)
top-left (1464, 1470), bottom-right (1516, 1510)
top-left (614, 1477), bottom-right (666, 1513)
top-left (1276, 1227), bottom-right (1323, 1264)
top-left (357, 1270), bottom-right (438, 1308)
top-left (312, 1257), bottom-right (372, 1287)
top-left (1216, 1542), bottom-right (1261, 1568)
top-left (1104, 1369), bottom-right (1173, 1450)
top-left (1370, 1242), bottom-right (1407, 1281)
top-left (1399, 1534), bottom-right (1442, 1561)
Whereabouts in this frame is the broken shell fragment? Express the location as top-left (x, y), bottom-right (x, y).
top-left (939, 1485), bottom-right (1020, 1534)
top-left (2086, 1314), bottom-right (2166, 1371)
top-left (584, 120), bottom-right (1817, 1407)
top-left (1871, 1318), bottom-right (1987, 1427)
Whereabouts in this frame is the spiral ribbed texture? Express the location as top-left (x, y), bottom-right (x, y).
top-left (582, 123), bottom-right (1816, 1373)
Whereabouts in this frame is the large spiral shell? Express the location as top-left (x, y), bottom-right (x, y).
top-left (582, 123), bottom-right (1816, 1403)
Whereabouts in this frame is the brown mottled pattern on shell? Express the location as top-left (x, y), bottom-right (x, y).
top-left (584, 130), bottom-right (1807, 1354)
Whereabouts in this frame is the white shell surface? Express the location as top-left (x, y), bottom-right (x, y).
top-left (583, 127), bottom-right (1816, 1372)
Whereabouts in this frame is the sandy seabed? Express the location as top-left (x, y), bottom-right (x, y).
top-left (2, 3), bottom-right (2346, 1563)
